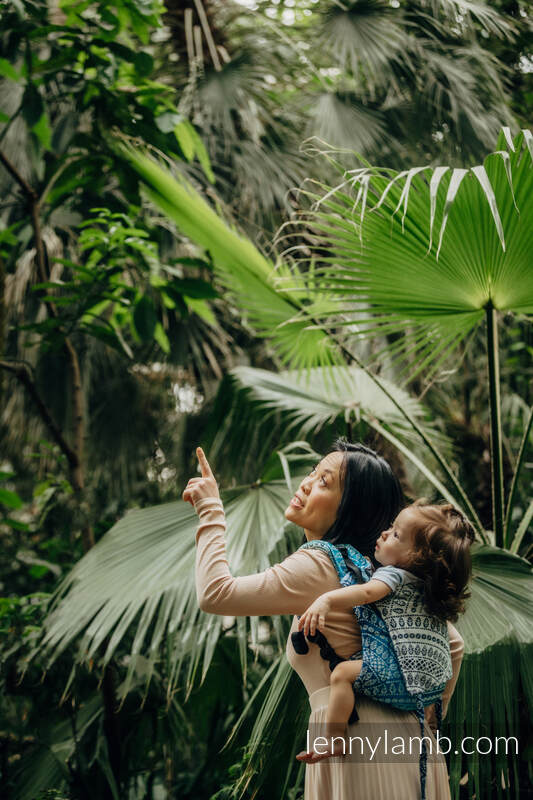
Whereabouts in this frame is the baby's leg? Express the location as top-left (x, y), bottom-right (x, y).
top-left (327, 659), bottom-right (361, 727)
top-left (296, 660), bottom-right (362, 763)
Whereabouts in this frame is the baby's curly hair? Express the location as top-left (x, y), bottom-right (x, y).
top-left (406, 502), bottom-right (475, 622)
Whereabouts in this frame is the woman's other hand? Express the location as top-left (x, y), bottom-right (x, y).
top-left (183, 447), bottom-right (220, 509)
top-left (297, 593), bottom-right (332, 636)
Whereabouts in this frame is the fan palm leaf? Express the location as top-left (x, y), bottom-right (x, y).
top-left (309, 91), bottom-right (390, 153)
top-left (227, 364), bottom-right (464, 507)
top-left (289, 128), bottom-right (533, 369)
top-left (40, 480), bottom-right (295, 697)
top-left (318, 0), bottom-right (407, 96)
top-left (427, 0), bottom-right (515, 37)
top-left (448, 545), bottom-right (533, 800)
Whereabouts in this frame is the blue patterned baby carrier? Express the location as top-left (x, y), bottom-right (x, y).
top-left (292, 539), bottom-right (451, 800)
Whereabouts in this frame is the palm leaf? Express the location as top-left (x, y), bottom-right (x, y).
top-left (449, 545), bottom-right (533, 799)
top-left (230, 363), bottom-right (441, 440)
top-left (227, 364), bottom-right (472, 507)
top-left (113, 140), bottom-right (340, 369)
top-left (287, 128), bottom-right (533, 378)
top-left (309, 91), bottom-right (390, 153)
top-left (40, 481), bottom-right (294, 697)
top-left (319, 0), bottom-right (407, 94)
top-left (231, 654), bottom-right (308, 799)
top-left (428, 0), bottom-right (515, 37)
top-left (11, 696), bottom-right (103, 800)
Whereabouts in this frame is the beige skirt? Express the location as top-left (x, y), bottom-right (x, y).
top-left (303, 686), bottom-right (452, 800)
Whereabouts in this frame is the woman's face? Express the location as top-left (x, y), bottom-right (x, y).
top-left (284, 452), bottom-right (344, 541)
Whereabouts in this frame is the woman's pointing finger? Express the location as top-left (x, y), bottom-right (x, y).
top-left (197, 447), bottom-right (214, 479)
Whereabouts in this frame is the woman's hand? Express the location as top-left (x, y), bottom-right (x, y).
top-left (182, 447), bottom-right (220, 509)
top-left (297, 593), bottom-right (333, 637)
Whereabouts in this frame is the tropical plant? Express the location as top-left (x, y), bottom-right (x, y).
top-left (3, 1), bottom-right (532, 797)
top-left (159, 0), bottom-right (527, 236)
top-left (0, 1), bottom-right (265, 796)
top-left (0, 0), bottom-right (251, 522)
top-left (90, 125), bottom-right (532, 798)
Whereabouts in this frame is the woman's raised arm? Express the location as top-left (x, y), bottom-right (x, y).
top-left (194, 496), bottom-right (338, 616)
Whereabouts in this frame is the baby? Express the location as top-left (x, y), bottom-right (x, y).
top-left (295, 502), bottom-right (474, 763)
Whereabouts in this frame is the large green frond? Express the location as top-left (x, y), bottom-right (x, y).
top-left (114, 141), bottom-right (341, 368)
top-left (229, 365), bottom-right (462, 502)
top-left (40, 481), bottom-right (293, 697)
top-left (450, 545), bottom-right (533, 799)
top-left (319, 1), bottom-right (407, 95)
top-left (286, 129), bottom-right (533, 376)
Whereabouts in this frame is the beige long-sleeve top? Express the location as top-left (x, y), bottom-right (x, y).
top-left (195, 497), bottom-right (464, 715)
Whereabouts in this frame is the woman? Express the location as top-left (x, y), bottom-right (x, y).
top-left (183, 440), bottom-right (464, 800)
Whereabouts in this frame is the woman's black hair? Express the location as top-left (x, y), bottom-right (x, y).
top-left (322, 438), bottom-right (404, 559)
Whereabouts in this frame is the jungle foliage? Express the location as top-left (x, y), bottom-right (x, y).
top-left (1, 1), bottom-right (532, 799)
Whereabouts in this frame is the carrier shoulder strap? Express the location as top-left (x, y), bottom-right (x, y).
top-left (298, 540), bottom-right (373, 586)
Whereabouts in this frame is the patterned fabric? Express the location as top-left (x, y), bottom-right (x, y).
top-left (300, 540), bottom-right (373, 584)
top-left (353, 604), bottom-right (443, 710)
top-left (375, 585), bottom-right (452, 696)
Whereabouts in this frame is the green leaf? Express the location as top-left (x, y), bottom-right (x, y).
top-left (509, 499), bottom-right (533, 555)
top-left (133, 294), bottom-right (156, 340)
top-left (185, 297), bottom-right (216, 326)
top-left (0, 58), bottom-right (19, 81)
top-left (228, 365), bottom-right (462, 506)
top-left (4, 517), bottom-right (30, 531)
top-left (188, 125), bottom-right (215, 183)
top-left (31, 112), bottom-right (52, 150)
top-left (22, 84), bottom-right (44, 127)
top-left (0, 488), bottom-right (23, 509)
top-left (168, 278), bottom-right (218, 300)
top-left (292, 129), bottom-right (533, 377)
top-left (29, 564), bottom-right (51, 579)
top-left (154, 321), bottom-right (170, 353)
top-left (11, 695), bottom-right (102, 800)
top-left (174, 120), bottom-right (195, 161)
top-left (0, 110), bottom-right (10, 123)
top-left (41, 481), bottom-right (293, 694)
top-left (134, 51), bottom-right (153, 77)
top-left (449, 545), bottom-right (533, 800)
top-left (114, 142), bottom-right (336, 368)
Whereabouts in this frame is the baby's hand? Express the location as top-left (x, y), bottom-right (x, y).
top-left (298, 594), bottom-right (332, 637)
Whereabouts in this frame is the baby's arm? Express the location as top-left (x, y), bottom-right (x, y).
top-left (297, 578), bottom-right (392, 636)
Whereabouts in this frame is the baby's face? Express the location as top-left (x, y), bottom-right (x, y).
top-left (374, 508), bottom-right (417, 568)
